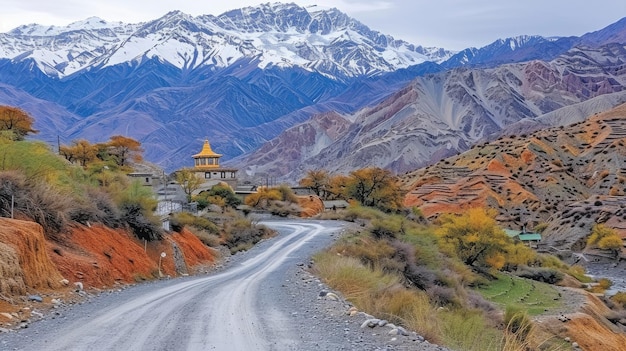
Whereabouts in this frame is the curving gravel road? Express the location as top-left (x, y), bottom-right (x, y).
top-left (0, 220), bottom-right (445, 351)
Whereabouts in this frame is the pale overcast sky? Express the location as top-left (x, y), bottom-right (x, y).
top-left (2, 0), bottom-right (625, 50)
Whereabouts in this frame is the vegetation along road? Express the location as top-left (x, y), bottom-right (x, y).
top-left (2, 220), bottom-right (435, 351)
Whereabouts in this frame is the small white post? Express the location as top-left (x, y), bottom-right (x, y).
top-left (158, 252), bottom-right (166, 278)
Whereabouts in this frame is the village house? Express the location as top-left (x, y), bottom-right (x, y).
top-left (505, 229), bottom-right (542, 248)
top-left (190, 139), bottom-right (238, 194)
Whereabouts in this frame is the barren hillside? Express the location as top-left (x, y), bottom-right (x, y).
top-left (402, 103), bottom-right (626, 250)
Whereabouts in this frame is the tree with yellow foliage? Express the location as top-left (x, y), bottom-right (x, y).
top-left (436, 208), bottom-right (516, 269)
top-left (325, 174), bottom-right (349, 200)
top-left (587, 224), bottom-right (623, 258)
top-left (244, 187), bottom-right (283, 207)
top-left (299, 169), bottom-right (329, 198)
top-left (0, 106), bottom-right (38, 140)
top-left (345, 167), bottom-right (404, 212)
top-left (175, 168), bottom-right (203, 202)
top-left (60, 139), bottom-right (97, 167)
top-left (106, 135), bottom-right (143, 167)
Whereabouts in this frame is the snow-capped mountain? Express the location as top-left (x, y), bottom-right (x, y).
top-left (441, 35), bottom-right (577, 68)
top-left (0, 3), bottom-right (452, 79)
top-left (0, 18), bottom-right (139, 77)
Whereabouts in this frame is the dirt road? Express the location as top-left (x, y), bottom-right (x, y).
top-left (0, 221), bottom-right (336, 351)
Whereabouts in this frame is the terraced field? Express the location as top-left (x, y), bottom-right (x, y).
top-left (476, 273), bottom-right (563, 315)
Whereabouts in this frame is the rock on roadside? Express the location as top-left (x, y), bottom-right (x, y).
top-left (283, 262), bottom-right (450, 351)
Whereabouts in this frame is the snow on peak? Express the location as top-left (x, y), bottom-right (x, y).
top-left (305, 4), bottom-right (334, 13)
top-left (481, 35), bottom-right (555, 54)
top-left (67, 17), bottom-right (110, 30)
top-left (1, 3), bottom-right (452, 78)
top-left (8, 17), bottom-right (125, 36)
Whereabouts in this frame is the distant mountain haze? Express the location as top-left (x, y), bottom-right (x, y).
top-left (0, 3), bottom-right (624, 175)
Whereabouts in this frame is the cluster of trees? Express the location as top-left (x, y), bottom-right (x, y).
top-left (0, 107), bottom-right (161, 241)
top-left (193, 184), bottom-right (241, 210)
top-left (174, 168), bottom-right (203, 201)
top-left (299, 168), bottom-right (404, 212)
top-left (60, 136), bottom-right (143, 169)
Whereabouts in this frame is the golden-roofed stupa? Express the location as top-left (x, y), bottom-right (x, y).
top-left (192, 139), bottom-right (222, 169)
top-left (187, 138), bottom-right (238, 193)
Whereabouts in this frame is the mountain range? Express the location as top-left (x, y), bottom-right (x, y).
top-left (0, 3), bottom-right (624, 175)
top-left (236, 43), bottom-right (626, 180)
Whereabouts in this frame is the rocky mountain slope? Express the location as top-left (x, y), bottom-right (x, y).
top-left (238, 43), bottom-right (626, 181)
top-left (443, 16), bottom-right (626, 69)
top-left (401, 102), bottom-right (626, 250)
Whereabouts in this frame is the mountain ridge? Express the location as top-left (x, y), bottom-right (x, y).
top-left (236, 43), bottom-right (626, 181)
top-left (0, 3), bottom-right (452, 79)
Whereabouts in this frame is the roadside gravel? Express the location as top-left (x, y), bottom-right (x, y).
top-left (256, 219), bottom-right (449, 351)
top-left (278, 262), bottom-right (449, 351)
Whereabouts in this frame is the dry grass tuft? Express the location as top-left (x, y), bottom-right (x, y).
top-left (0, 242), bottom-right (26, 295)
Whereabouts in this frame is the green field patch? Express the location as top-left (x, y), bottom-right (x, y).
top-left (476, 273), bottom-right (562, 315)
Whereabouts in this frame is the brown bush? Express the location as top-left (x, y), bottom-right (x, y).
top-left (68, 187), bottom-right (122, 228)
top-left (0, 171), bottom-right (72, 239)
top-left (223, 218), bottom-right (274, 253)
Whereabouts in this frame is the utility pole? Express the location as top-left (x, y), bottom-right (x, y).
top-left (163, 170), bottom-right (167, 201)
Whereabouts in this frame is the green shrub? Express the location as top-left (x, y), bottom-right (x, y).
top-left (267, 201), bottom-right (301, 217)
top-left (170, 212), bottom-right (219, 234)
top-left (276, 184), bottom-right (299, 203)
top-left (599, 278), bottom-right (613, 289)
top-left (120, 203), bottom-right (162, 241)
top-left (610, 291), bottom-right (626, 308)
top-left (370, 216), bottom-right (403, 239)
top-left (345, 205), bottom-right (386, 221)
top-left (196, 184), bottom-right (242, 208)
top-left (0, 140), bottom-right (70, 184)
top-left (68, 187), bottom-right (122, 228)
top-left (533, 222), bottom-right (548, 233)
top-left (223, 218), bottom-right (273, 253)
top-left (439, 309), bottom-right (501, 351)
top-left (191, 229), bottom-right (221, 247)
top-left (567, 265), bottom-right (593, 283)
top-left (411, 206), bottom-right (424, 219)
top-left (0, 170), bottom-right (72, 239)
